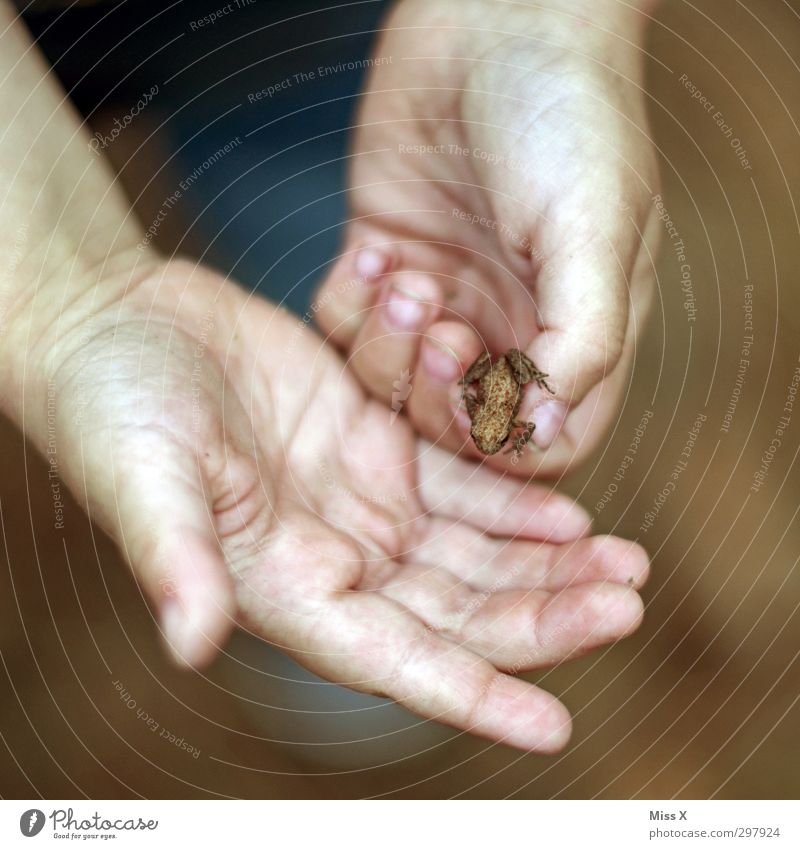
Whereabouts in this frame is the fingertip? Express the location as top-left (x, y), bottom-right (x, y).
top-left (314, 246), bottom-right (389, 342)
top-left (535, 494), bottom-right (593, 543)
top-left (536, 698), bottom-right (573, 754)
top-left (507, 684), bottom-right (573, 754)
top-left (159, 528), bottom-right (236, 668)
top-left (430, 321), bottom-right (485, 364)
top-left (420, 321), bottom-right (484, 384)
top-left (585, 536), bottom-right (651, 589)
top-left (407, 327), bottom-right (480, 450)
top-left (483, 675), bottom-right (572, 754)
top-left (354, 246), bottom-right (393, 280)
top-left (533, 580), bottom-right (644, 666)
top-left (623, 541), bottom-right (651, 590)
top-left (623, 588), bottom-right (646, 636)
top-left (420, 338), bottom-right (462, 383)
top-left (162, 598), bottom-right (231, 668)
top-left (585, 581), bottom-right (645, 643)
top-left (382, 274), bottom-right (442, 330)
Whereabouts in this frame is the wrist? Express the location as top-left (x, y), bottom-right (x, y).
top-left (0, 5), bottom-right (163, 442)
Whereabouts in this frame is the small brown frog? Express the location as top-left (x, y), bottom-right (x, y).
top-left (459, 348), bottom-right (553, 456)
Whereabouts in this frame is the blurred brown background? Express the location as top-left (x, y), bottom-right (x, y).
top-left (2, 0), bottom-right (799, 798)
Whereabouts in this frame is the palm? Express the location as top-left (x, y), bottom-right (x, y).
top-left (187, 271), bottom-right (647, 752)
top-left (57, 261), bottom-right (647, 752)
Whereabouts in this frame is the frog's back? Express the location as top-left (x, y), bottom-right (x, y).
top-left (480, 356), bottom-right (518, 408)
top-left (472, 356), bottom-right (521, 453)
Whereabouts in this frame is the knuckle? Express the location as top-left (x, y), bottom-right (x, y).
top-left (464, 670), bottom-right (501, 730)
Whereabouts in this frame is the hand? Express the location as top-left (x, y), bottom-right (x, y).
top-left (35, 259), bottom-right (648, 752)
top-left (316, 0), bottom-right (662, 475)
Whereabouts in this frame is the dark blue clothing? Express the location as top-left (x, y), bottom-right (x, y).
top-left (22, 0), bottom-right (389, 314)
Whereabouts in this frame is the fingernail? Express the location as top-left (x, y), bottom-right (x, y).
top-left (355, 247), bottom-right (390, 280)
top-left (162, 599), bottom-right (213, 668)
top-left (384, 284), bottom-right (430, 329)
top-left (532, 400), bottom-right (567, 449)
top-left (421, 339), bottom-right (460, 383)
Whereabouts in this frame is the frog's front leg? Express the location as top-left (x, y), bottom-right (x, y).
top-left (464, 391), bottom-right (481, 421)
top-left (507, 348), bottom-right (554, 394)
top-left (459, 351), bottom-right (492, 387)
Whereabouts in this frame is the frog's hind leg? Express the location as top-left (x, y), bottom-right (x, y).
top-left (503, 420), bottom-right (536, 456)
top-left (507, 348), bottom-right (554, 394)
top-left (459, 351), bottom-right (492, 386)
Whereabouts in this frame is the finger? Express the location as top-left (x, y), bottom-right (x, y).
top-left (235, 542), bottom-right (572, 752)
top-left (519, 208), bottom-right (650, 449)
top-left (406, 320), bottom-right (482, 448)
top-left (417, 442), bottom-right (592, 542)
top-left (109, 436), bottom-right (236, 668)
top-left (314, 240), bottom-right (395, 348)
top-left (456, 582), bottom-right (644, 670)
top-left (523, 231), bottom-right (658, 473)
top-left (411, 520), bottom-right (650, 593)
top-left (329, 592), bottom-right (573, 753)
top-left (521, 318), bottom-right (637, 472)
top-left (373, 561), bottom-right (644, 671)
top-left (348, 273), bottom-right (443, 404)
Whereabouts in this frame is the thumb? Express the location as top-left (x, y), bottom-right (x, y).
top-left (520, 213), bottom-right (641, 449)
top-left (100, 433), bottom-right (236, 668)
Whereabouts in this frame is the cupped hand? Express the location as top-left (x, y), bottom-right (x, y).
top-left (44, 259), bottom-right (648, 752)
top-left (316, 0), bottom-right (662, 475)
